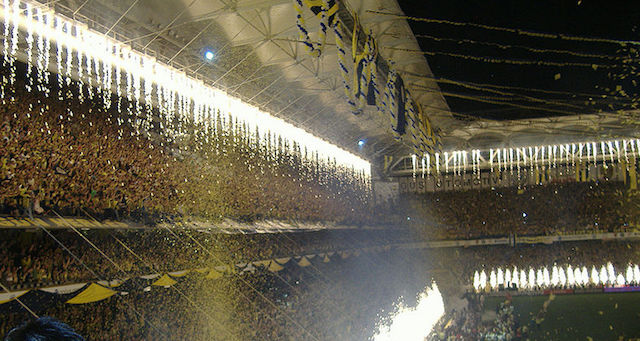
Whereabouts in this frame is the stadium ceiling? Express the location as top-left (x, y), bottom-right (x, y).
top-left (41, 0), bottom-right (453, 166)
top-left (42, 0), bottom-right (639, 167)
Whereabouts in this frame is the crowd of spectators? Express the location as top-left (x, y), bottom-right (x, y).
top-left (7, 227), bottom-right (636, 293)
top-left (427, 239), bottom-right (640, 340)
top-left (4, 62), bottom-right (640, 240)
top-left (0, 249), bottom-right (436, 340)
top-left (432, 240), bottom-right (640, 291)
top-left (4, 61), bottom-right (638, 241)
top-left (481, 300), bottom-right (517, 340)
top-left (0, 62), bottom-right (379, 227)
top-left (0, 227), bottom-right (417, 290)
top-left (428, 304), bottom-right (482, 340)
top-left (3, 56), bottom-right (640, 340)
top-left (2, 227), bottom-right (638, 340)
top-left (430, 298), bottom-right (517, 341)
top-left (408, 181), bottom-right (633, 239)
top-left (2, 226), bottom-right (638, 340)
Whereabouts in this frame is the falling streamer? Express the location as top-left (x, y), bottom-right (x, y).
top-left (24, 3), bottom-right (34, 91)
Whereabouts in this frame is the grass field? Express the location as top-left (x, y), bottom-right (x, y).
top-left (484, 292), bottom-right (640, 340)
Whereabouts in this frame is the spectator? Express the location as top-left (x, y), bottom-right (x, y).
top-left (4, 317), bottom-right (84, 341)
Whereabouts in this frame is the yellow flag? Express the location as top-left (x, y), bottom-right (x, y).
top-left (268, 260), bottom-right (284, 272)
top-left (298, 257), bottom-right (311, 267)
top-left (152, 274), bottom-right (177, 287)
top-left (205, 269), bottom-right (223, 279)
top-left (67, 284), bottom-right (115, 304)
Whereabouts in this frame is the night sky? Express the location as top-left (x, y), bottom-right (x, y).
top-left (395, 0), bottom-right (640, 120)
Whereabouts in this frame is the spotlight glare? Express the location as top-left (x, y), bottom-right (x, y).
top-left (204, 50), bottom-right (214, 61)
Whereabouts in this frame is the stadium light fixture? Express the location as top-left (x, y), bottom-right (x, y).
top-left (203, 49), bottom-right (215, 61)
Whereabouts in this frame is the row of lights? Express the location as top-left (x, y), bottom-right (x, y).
top-left (411, 138), bottom-right (640, 176)
top-left (0, 0), bottom-right (371, 175)
top-left (473, 262), bottom-right (640, 291)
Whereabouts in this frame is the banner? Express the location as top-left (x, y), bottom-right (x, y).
top-left (252, 260), bottom-right (271, 267)
top-left (168, 270), bottom-right (189, 277)
top-left (0, 290), bottom-right (29, 304)
top-left (96, 279), bottom-right (125, 287)
top-left (268, 260), bottom-right (284, 272)
top-left (152, 274), bottom-right (177, 287)
top-left (40, 283), bottom-right (87, 294)
top-left (517, 236), bottom-right (553, 245)
top-left (205, 269), bottom-right (223, 279)
top-left (298, 257), bottom-right (312, 267)
top-left (542, 289), bottom-right (574, 295)
top-left (0, 247), bottom-right (374, 306)
top-left (241, 263), bottom-right (256, 273)
top-left (66, 283), bottom-right (116, 304)
top-left (603, 286), bottom-right (640, 293)
top-left (275, 258), bottom-right (291, 265)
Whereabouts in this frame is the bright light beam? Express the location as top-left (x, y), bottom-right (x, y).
top-left (373, 283), bottom-right (445, 341)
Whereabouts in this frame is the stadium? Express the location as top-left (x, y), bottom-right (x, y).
top-left (0, 0), bottom-right (639, 340)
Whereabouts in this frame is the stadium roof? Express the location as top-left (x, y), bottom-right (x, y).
top-left (394, 0), bottom-right (640, 149)
top-left (39, 0), bottom-right (640, 168)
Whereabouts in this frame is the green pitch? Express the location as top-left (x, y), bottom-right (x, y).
top-left (484, 292), bottom-right (640, 340)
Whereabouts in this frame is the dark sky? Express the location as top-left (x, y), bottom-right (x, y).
top-left (395, 0), bottom-right (640, 120)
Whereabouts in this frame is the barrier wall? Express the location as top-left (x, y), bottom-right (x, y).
top-left (395, 231), bottom-right (640, 250)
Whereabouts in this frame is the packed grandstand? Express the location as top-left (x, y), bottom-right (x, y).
top-left (1, 0), bottom-right (640, 340)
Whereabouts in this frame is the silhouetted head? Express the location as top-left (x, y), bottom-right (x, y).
top-left (4, 317), bottom-right (84, 341)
